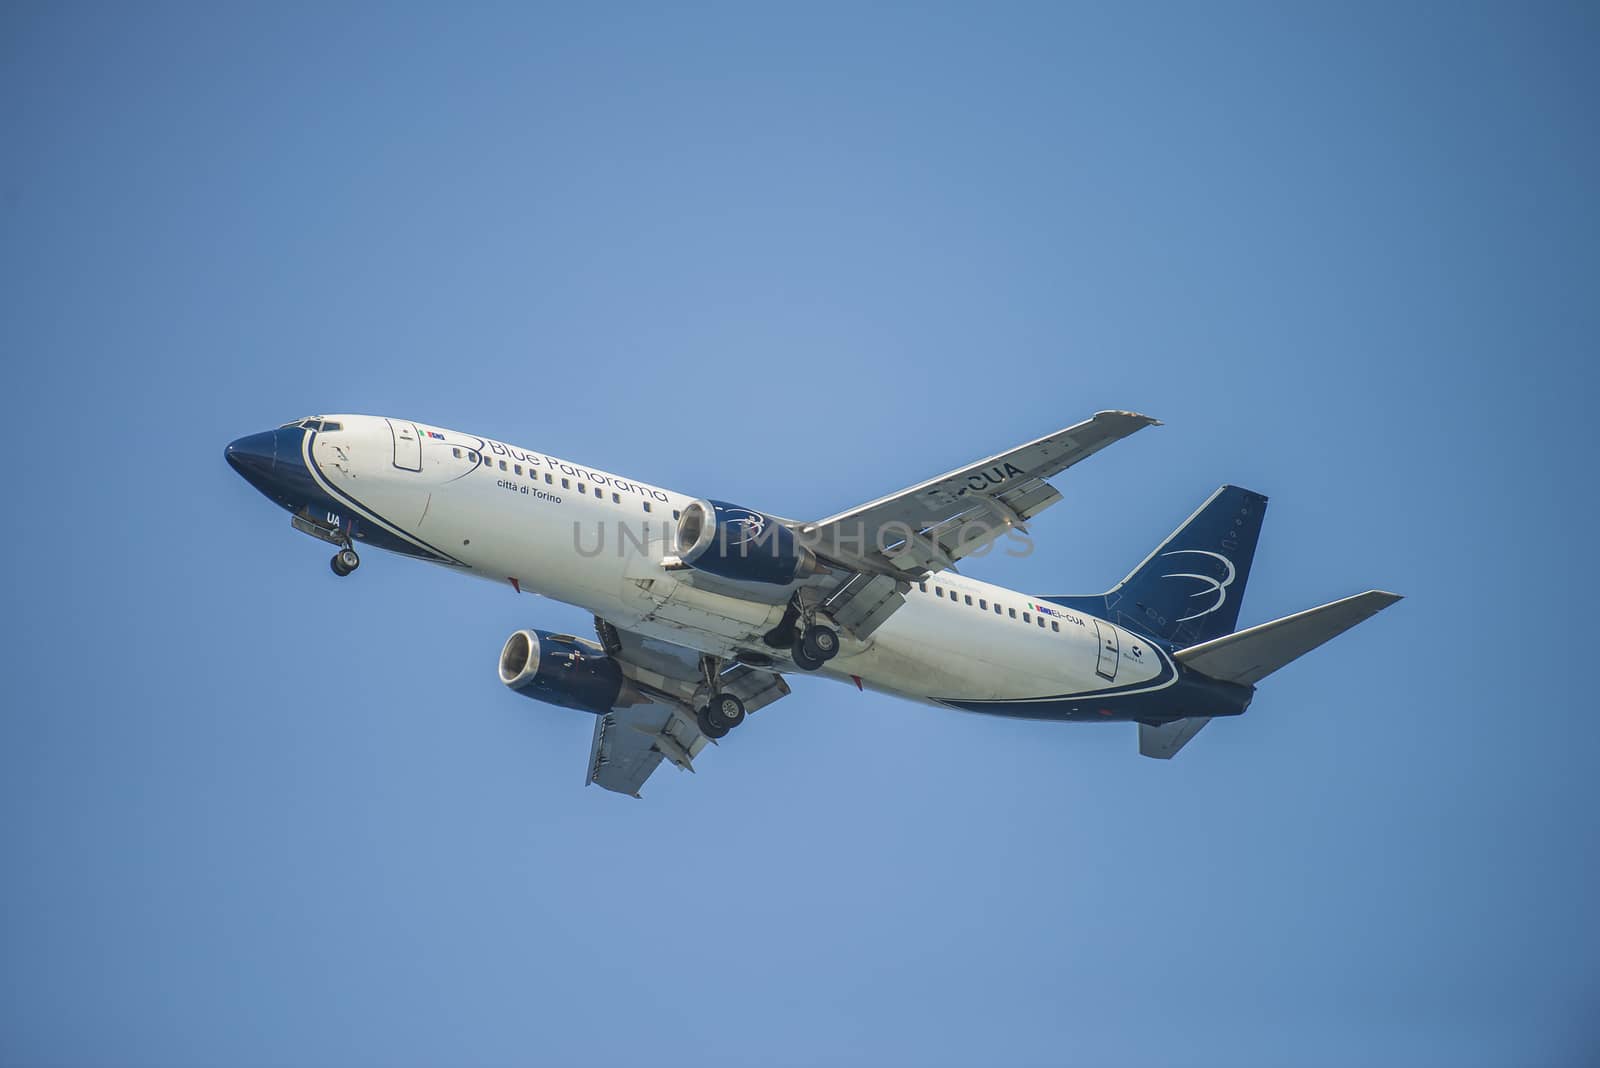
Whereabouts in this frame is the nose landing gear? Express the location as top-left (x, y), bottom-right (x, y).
top-left (292, 510), bottom-right (361, 578)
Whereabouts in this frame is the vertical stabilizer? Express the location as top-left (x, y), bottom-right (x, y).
top-left (1044, 486), bottom-right (1268, 647)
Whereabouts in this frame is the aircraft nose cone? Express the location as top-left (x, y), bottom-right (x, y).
top-left (225, 430), bottom-right (277, 481)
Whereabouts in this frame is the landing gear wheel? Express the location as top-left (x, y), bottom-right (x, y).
top-left (791, 634), bottom-right (825, 671)
top-left (696, 706), bottom-right (730, 740)
top-left (330, 548), bottom-right (360, 576)
top-left (801, 625), bottom-right (839, 663)
top-left (706, 693), bottom-right (745, 732)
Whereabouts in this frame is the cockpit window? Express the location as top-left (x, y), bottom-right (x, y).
top-left (319, 421), bottom-right (341, 432)
top-left (279, 417), bottom-right (341, 432)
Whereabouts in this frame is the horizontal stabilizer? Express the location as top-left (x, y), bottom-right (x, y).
top-left (1175, 590), bottom-right (1403, 686)
top-left (1139, 717), bottom-right (1211, 759)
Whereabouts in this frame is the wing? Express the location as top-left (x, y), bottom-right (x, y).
top-left (584, 618), bottom-right (790, 798)
top-left (802, 411), bottom-right (1160, 636)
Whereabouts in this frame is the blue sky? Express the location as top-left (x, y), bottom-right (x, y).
top-left (4, 3), bottom-right (1596, 1065)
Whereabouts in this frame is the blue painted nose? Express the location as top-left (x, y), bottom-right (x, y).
top-left (225, 430), bottom-right (278, 484)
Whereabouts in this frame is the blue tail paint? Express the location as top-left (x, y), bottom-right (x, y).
top-left (1042, 485), bottom-right (1268, 648)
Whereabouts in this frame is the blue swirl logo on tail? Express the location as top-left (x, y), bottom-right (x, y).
top-left (1160, 549), bottom-right (1236, 622)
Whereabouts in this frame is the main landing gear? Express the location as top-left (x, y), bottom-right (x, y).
top-left (761, 593), bottom-right (843, 672)
top-left (694, 655), bottom-right (747, 739)
top-left (330, 546), bottom-right (360, 577)
top-left (696, 692), bottom-right (746, 740)
top-left (792, 623), bottom-right (839, 671)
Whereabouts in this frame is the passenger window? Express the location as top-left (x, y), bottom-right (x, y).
top-left (545, 474), bottom-right (553, 484)
top-left (919, 581), bottom-right (927, 593)
top-left (643, 502), bottom-right (652, 513)
top-left (965, 595), bottom-right (973, 606)
top-left (672, 510), bottom-right (680, 520)
top-left (562, 478), bottom-right (570, 489)
top-left (979, 599), bottom-right (987, 610)
top-left (514, 464), bottom-right (522, 475)
top-left (612, 492), bottom-right (620, 503)
top-left (595, 487), bottom-right (603, 499)
top-left (452, 448), bottom-right (462, 459)
top-left (499, 460), bottom-right (507, 471)
top-left (468, 452), bottom-right (478, 463)
top-left (1023, 612), bottom-right (1031, 624)
top-left (1009, 608), bottom-right (1017, 619)
top-left (577, 483), bottom-right (586, 494)
top-left (1037, 616), bottom-right (1045, 627)
top-left (482, 455), bottom-right (491, 466)
top-left (935, 586), bottom-right (944, 597)
top-left (1051, 621), bottom-right (1060, 632)
top-left (994, 604), bottom-right (1002, 615)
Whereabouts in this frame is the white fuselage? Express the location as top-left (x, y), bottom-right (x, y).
top-left (301, 415), bottom-right (1173, 709)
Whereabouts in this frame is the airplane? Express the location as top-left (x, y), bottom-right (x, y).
top-left (225, 411), bottom-right (1401, 797)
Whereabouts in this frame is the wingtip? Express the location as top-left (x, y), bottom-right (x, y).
top-left (1095, 409), bottom-right (1162, 427)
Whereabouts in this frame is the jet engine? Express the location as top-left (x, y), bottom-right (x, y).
top-left (673, 499), bottom-right (826, 586)
top-left (498, 629), bottom-right (645, 714)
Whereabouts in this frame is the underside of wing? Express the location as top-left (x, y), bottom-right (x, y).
top-left (585, 618), bottom-right (789, 797)
top-left (586, 706), bottom-right (692, 798)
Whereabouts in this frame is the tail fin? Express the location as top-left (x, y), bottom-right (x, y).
top-left (1045, 485), bottom-right (1268, 646)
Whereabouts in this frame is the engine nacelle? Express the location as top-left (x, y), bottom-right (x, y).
top-left (673, 499), bottom-right (825, 586)
top-left (498, 629), bottom-right (641, 714)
